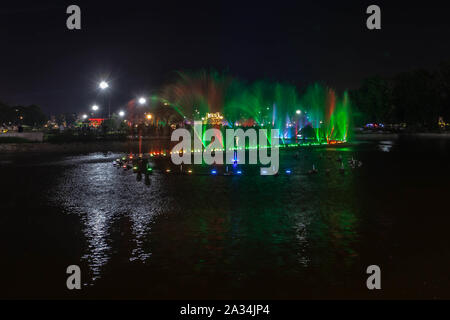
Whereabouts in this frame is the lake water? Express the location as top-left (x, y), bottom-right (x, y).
top-left (1, 136), bottom-right (449, 299)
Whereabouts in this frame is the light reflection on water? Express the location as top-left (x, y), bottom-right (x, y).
top-left (50, 148), bottom-right (363, 286)
top-left (378, 140), bottom-right (394, 152)
top-left (51, 154), bottom-right (172, 282)
top-left (3, 138), bottom-right (450, 298)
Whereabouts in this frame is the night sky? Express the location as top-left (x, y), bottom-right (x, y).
top-left (1, 0), bottom-right (449, 115)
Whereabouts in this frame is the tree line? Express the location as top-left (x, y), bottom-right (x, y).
top-left (349, 61), bottom-right (450, 129)
top-left (0, 102), bottom-right (47, 127)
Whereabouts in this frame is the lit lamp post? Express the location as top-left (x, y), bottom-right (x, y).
top-left (139, 97), bottom-right (148, 125)
top-left (138, 97), bottom-right (147, 105)
top-left (135, 97), bottom-right (147, 126)
top-left (91, 105), bottom-right (99, 120)
top-left (89, 105), bottom-right (102, 128)
top-left (119, 111), bottom-right (126, 127)
top-left (81, 114), bottom-right (89, 130)
top-left (99, 81), bottom-right (110, 119)
top-left (295, 110), bottom-right (301, 140)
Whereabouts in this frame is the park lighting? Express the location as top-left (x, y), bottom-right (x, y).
top-left (118, 111), bottom-right (125, 117)
top-left (296, 110), bottom-right (301, 115)
top-left (99, 81), bottom-right (109, 90)
top-left (92, 105), bottom-right (99, 111)
top-left (138, 97), bottom-right (146, 105)
top-left (99, 81), bottom-right (110, 118)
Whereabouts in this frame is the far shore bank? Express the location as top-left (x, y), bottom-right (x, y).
top-left (354, 132), bottom-right (450, 140)
top-left (1, 132), bottom-right (449, 154)
top-left (0, 140), bottom-right (170, 154)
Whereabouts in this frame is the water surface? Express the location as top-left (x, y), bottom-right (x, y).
top-left (1, 137), bottom-right (449, 299)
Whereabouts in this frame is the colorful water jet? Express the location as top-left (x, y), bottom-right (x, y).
top-left (161, 71), bottom-right (351, 145)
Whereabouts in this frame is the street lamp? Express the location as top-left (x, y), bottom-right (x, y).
top-left (99, 81), bottom-right (110, 119)
top-left (146, 114), bottom-right (152, 120)
top-left (296, 110), bottom-right (301, 115)
top-left (82, 114), bottom-right (88, 119)
top-left (119, 111), bottom-right (125, 117)
top-left (92, 105), bottom-right (99, 111)
top-left (99, 81), bottom-right (109, 90)
top-left (138, 97), bottom-right (147, 105)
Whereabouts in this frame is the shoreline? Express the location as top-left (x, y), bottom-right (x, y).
top-left (1, 132), bottom-right (449, 154)
top-left (0, 140), bottom-right (168, 154)
top-left (354, 132), bottom-right (450, 140)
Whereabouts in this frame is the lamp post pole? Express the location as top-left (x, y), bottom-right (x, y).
top-left (99, 81), bottom-right (110, 119)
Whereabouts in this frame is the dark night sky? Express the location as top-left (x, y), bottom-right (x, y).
top-left (0, 0), bottom-right (449, 115)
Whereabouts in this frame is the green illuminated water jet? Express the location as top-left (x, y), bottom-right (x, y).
top-left (161, 71), bottom-right (352, 144)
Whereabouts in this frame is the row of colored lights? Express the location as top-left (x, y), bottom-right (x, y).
top-left (130, 166), bottom-right (293, 176)
top-left (122, 157), bottom-right (301, 176)
top-left (143, 141), bottom-right (346, 158)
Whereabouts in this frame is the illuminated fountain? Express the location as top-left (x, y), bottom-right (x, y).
top-left (160, 71), bottom-right (351, 148)
top-left (300, 83), bottom-right (351, 144)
